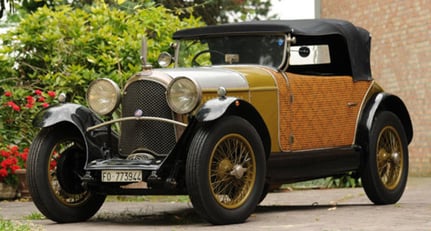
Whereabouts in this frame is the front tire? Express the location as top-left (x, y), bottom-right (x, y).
top-left (361, 111), bottom-right (409, 204)
top-left (27, 126), bottom-right (106, 223)
top-left (186, 116), bottom-right (266, 224)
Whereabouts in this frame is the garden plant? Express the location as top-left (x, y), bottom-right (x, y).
top-left (0, 3), bottom-right (202, 193)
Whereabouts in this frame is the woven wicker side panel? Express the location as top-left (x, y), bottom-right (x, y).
top-left (288, 73), bottom-right (371, 151)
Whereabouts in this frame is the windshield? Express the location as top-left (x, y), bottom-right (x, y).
top-left (176, 35), bottom-right (287, 68)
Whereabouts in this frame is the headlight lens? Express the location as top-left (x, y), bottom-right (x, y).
top-left (167, 77), bottom-right (201, 114)
top-left (157, 52), bottom-right (173, 68)
top-left (87, 78), bottom-right (120, 116)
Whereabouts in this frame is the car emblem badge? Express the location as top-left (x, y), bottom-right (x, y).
top-left (134, 109), bottom-right (143, 117)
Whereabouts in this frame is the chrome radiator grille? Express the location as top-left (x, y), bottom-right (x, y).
top-left (119, 80), bottom-right (176, 156)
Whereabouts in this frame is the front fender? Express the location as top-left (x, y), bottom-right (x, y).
top-left (195, 97), bottom-right (271, 157)
top-left (195, 97), bottom-right (239, 122)
top-left (33, 103), bottom-right (102, 131)
top-left (33, 103), bottom-right (116, 168)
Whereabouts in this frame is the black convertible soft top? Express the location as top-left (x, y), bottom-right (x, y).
top-left (173, 19), bottom-right (372, 81)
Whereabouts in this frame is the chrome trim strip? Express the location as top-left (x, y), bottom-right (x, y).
top-left (86, 116), bottom-right (187, 132)
top-left (124, 71), bottom-right (173, 90)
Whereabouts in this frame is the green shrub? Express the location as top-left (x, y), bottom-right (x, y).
top-left (0, 87), bottom-right (58, 148)
top-left (0, 4), bottom-right (203, 147)
top-left (1, 4), bottom-right (202, 100)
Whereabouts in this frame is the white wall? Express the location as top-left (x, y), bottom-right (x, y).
top-left (271, 0), bottom-right (320, 19)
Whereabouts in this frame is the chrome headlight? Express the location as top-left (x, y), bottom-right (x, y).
top-left (167, 77), bottom-right (201, 114)
top-left (157, 52), bottom-right (173, 68)
top-left (87, 78), bottom-right (120, 116)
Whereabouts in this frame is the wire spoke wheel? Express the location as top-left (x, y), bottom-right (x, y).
top-left (186, 116), bottom-right (266, 224)
top-left (376, 126), bottom-right (403, 190)
top-left (209, 134), bottom-right (256, 209)
top-left (27, 126), bottom-right (105, 223)
top-left (361, 111), bottom-right (409, 205)
top-left (48, 140), bottom-right (90, 206)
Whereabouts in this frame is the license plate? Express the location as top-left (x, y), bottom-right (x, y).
top-left (101, 170), bottom-right (142, 182)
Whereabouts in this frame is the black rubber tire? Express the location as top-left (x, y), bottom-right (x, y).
top-left (361, 111), bottom-right (409, 205)
top-left (186, 116), bottom-right (266, 225)
top-left (27, 126), bottom-right (106, 223)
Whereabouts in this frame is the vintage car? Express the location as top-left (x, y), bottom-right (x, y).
top-left (27, 19), bottom-right (413, 225)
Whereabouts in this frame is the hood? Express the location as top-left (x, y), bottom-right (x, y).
top-left (159, 67), bottom-right (249, 90)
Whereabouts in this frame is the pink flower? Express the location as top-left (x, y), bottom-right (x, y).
top-left (10, 165), bottom-right (20, 173)
top-left (7, 101), bottom-right (21, 112)
top-left (42, 103), bottom-right (49, 108)
top-left (4, 91), bottom-right (12, 97)
top-left (0, 150), bottom-right (9, 158)
top-left (50, 160), bottom-right (57, 170)
top-left (38, 96), bottom-right (46, 102)
top-left (19, 153), bottom-right (28, 162)
top-left (48, 91), bottom-right (56, 98)
top-left (34, 89), bottom-right (42, 96)
top-left (26, 96), bottom-right (35, 104)
top-left (9, 146), bottom-right (19, 154)
top-left (0, 168), bottom-right (8, 177)
top-left (1, 158), bottom-right (15, 168)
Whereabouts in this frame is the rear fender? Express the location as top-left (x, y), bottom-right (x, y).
top-left (356, 92), bottom-right (413, 150)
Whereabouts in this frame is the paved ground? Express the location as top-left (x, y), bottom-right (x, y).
top-left (1, 177), bottom-right (430, 230)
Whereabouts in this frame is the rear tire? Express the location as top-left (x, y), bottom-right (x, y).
top-left (361, 111), bottom-right (409, 204)
top-left (27, 126), bottom-right (106, 223)
top-left (186, 116), bottom-right (266, 224)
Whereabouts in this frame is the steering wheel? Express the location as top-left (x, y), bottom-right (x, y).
top-left (191, 49), bottom-right (225, 66)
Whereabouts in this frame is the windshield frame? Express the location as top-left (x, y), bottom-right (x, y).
top-left (173, 33), bottom-right (290, 70)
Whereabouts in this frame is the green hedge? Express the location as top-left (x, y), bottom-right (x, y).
top-left (0, 4), bottom-right (203, 148)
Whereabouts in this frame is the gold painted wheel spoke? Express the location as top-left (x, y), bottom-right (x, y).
top-left (48, 141), bottom-right (90, 206)
top-left (376, 126), bottom-right (403, 190)
top-left (209, 134), bottom-right (256, 209)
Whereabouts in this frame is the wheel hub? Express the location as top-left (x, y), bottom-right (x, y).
top-left (379, 148), bottom-right (390, 160)
top-left (391, 152), bottom-right (401, 165)
top-left (230, 164), bottom-right (247, 179)
top-left (217, 159), bottom-right (233, 177)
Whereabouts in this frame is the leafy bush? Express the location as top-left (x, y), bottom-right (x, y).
top-left (324, 173), bottom-right (362, 188)
top-left (0, 145), bottom-right (28, 186)
top-left (0, 4), bottom-right (203, 147)
top-left (0, 87), bottom-right (58, 147)
top-left (0, 4), bottom-right (203, 100)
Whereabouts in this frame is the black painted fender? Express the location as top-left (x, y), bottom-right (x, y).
top-left (32, 103), bottom-right (113, 165)
top-left (33, 103), bottom-right (102, 131)
top-left (195, 97), bottom-right (271, 157)
top-left (356, 92), bottom-right (413, 150)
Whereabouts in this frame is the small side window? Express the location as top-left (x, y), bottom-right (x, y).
top-left (290, 45), bottom-right (330, 65)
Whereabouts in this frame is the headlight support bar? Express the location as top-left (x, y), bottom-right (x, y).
top-left (86, 116), bottom-right (187, 132)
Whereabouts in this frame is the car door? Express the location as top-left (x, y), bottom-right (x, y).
top-left (287, 73), bottom-right (371, 151)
